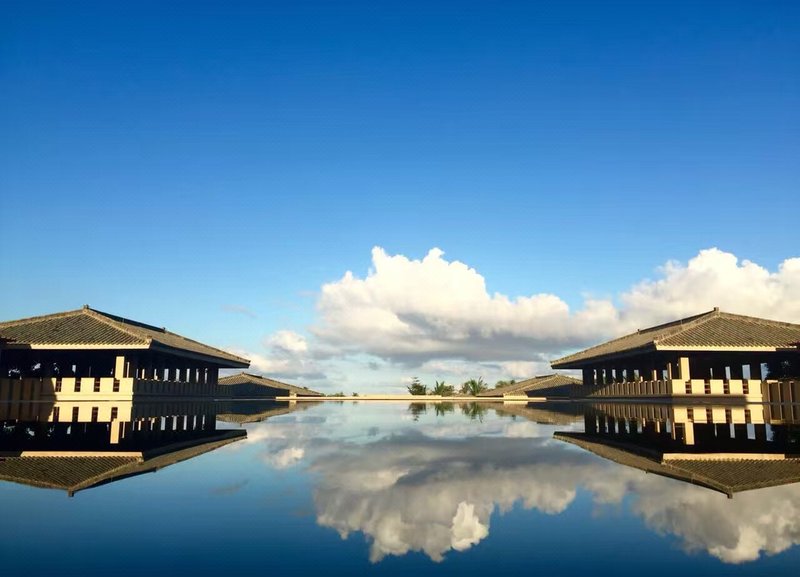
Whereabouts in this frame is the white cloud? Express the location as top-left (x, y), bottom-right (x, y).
top-left (267, 330), bottom-right (309, 354)
top-left (619, 248), bottom-right (800, 326)
top-left (230, 246), bottom-right (799, 390)
top-left (309, 246), bottom-right (800, 370)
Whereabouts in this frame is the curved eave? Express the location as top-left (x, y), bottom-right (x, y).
top-left (3, 343), bottom-right (149, 350)
top-left (149, 343), bottom-right (250, 368)
top-left (2, 341), bottom-right (250, 368)
top-left (551, 343), bottom-right (658, 369)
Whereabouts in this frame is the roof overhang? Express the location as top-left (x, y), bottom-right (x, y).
top-left (149, 343), bottom-right (250, 368)
top-left (2, 343), bottom-right (148, 351)
top-left (551, 344), bottom-right (657, 369)
top-left (1, 342), bottom-right (250, 368)
top-left (552, 344), bottom-right (794, 369)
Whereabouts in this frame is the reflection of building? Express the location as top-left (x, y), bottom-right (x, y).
top-left (556, 402), bottom-right (800, 498)
top-left (551, 308), bottom-right (800, 401)
top-left (218, 372), bottom-right (322, 399)
top-left (491, 401), bottom-right (586, 425)
top-left (478, 374), bottom-right (582, 399)
top-left (0, 306), bottom-right (250, 400)
top-left (216, 399), bottom-right (322, 424)
top-left (0, 398), bottom-right (245, 496)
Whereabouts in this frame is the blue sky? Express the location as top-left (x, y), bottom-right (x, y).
top-left (1, 1), bottom-right (798, 390)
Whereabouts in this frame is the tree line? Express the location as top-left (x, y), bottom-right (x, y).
top-left (406, 377), bottom-right (517, 396)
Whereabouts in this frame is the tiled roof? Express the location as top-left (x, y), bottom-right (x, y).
top-left (0, 306), bottom-right (249, 367)
top-left (478, 374), bottom-right (582, 397)
top-left (218, 372), bottom-right (322, 396)
top-left (552, 309), bottom-right (800, 368)
top-left (555, 432), bottom-right (800, 497)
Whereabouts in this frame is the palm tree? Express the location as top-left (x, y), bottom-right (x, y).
top-left (430, 380), bottom-right (454, 396)
top-left (460, 377), bottom-right (488, 396)
top-left (407, 377), bottom-right (427, 395)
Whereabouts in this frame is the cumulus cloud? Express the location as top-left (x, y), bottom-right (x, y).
top-left (267, 330), bottom-right (309, 354)
top-left (228, 246), bottom-right (798, 389)
top-left (309, 246), bottom-right (800, 369)
top-left (619, 249), bottom-right (800, 325)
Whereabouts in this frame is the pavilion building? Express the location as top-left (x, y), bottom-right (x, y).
top-left (0, 306), bottom-right (250, 401)
top-left (551, 308), bottom-right (800, 402)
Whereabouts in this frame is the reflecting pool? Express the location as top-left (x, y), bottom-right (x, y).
top-left (2, 399), bottom-right (799, 576)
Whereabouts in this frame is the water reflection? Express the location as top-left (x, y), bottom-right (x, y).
top-left (0, 399), bottom-right (310, 496)
top-left (246, 400), bottom-right (800, 565)
top-left (3, 398), bottom-right (800, 571)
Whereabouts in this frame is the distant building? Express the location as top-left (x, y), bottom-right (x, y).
top-left (477, 374), bottom-right (582, 399)
top-left (0, 306), bottom-right (250, 400)
top-left (551, 308), bottom-right (800, 401)
top-left (218, 372), bottom-right (322, 398)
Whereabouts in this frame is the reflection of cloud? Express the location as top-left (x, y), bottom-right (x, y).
top-left (244, 407), bottom-right (800, 564)
top-left (309, 433), bottom-right (800, 564)
top-left (632, 480), bottom-right (800, 564)
top-left (267, 446), bottom-right (305, 469)
top-left (309, 434), bottom-right (619, 562)
top-left (451, 502), bottom-right (488, 551)
top-left (210, 479), bottom-right (249, 495)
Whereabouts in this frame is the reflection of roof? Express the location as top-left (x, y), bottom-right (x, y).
top-left (555, 432), bottom-right (800, 498)
top-left (218, 372), bottom-right (322, 397)
top-left (216, 400), bottom-right (322, 424)
top-left (478, 374), bottom-right (582, 397)
top-left (0, 306), bottom-right (249, 367)
top-left (492, 403), bottom-right (584, 425)
top-left (552, 309), bottom-right (800, 368)
top-left (0, 430), bottom-right (245, 496)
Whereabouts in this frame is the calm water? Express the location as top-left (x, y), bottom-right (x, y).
top-left (2, 399), bottom-right (799, 576)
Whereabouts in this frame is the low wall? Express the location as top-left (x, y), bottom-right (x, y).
top-left (576, 378), bottom-right (800, 402)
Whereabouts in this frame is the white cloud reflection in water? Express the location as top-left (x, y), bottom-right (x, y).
top-left (246, 406), bottom-right (800, 564)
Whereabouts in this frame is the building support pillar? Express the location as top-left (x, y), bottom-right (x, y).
top-left (678, 357), bottom-right (690, 381)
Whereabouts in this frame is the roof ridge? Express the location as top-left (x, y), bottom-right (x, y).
top-left (641, 308), bottom-right (718, 336)
top-left (83, 308), bottom-right (152, 345)
top-left (716, 310), bottom-right (800, 330)
top-left (651, 308), bottom-right (719, 345)
top-left (0, 307), bottom-right (88, 328)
